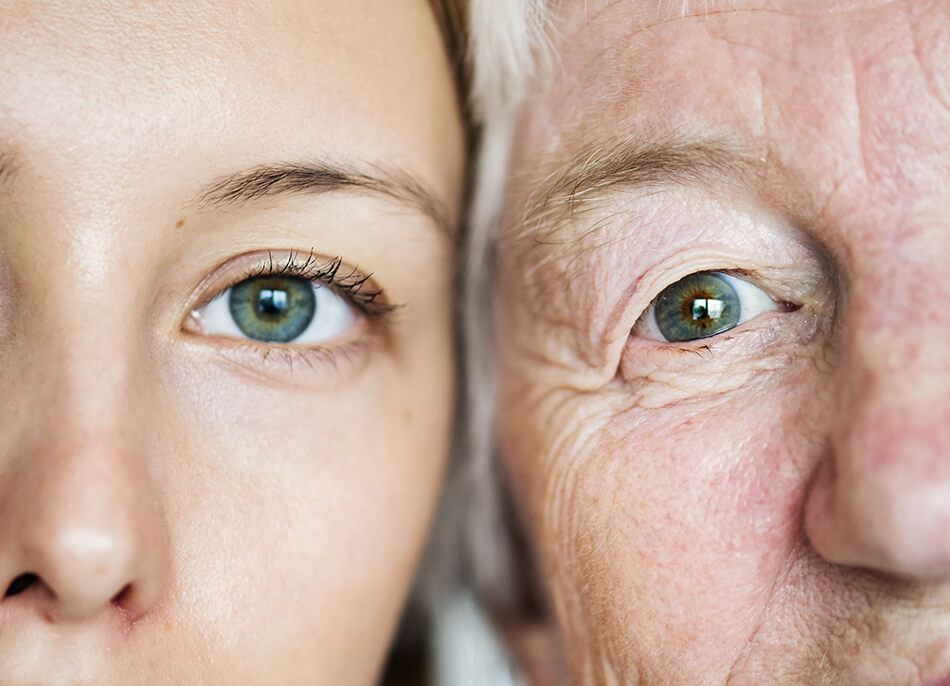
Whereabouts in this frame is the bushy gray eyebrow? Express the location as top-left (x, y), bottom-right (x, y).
top-left (519, 133), bottom-right (765, 239)
top-left (197, 160), bottom-right (455, 239)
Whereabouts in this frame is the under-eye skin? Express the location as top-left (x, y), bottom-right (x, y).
top-left (185, 251), bottom-right (399, 365)
top-left (635, 271), bottom-right (778, 342)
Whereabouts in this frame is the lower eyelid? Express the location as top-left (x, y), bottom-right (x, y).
top-left (208, 328), bottom-right (380, 386)
top-left (177, 320), bottom-right (380, 390)
top-left (621, 306), bottom-right (820, 375)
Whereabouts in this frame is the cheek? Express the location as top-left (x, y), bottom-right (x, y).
top-left (151, 347), bottom-right (452, 681)
top-left (508, 361), bottom-right (832, 678)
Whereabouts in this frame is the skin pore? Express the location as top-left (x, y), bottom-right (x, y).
top-left (0, 1), bottom-right (462, 684)
top-left (496, 0), bottom-right (950, 683)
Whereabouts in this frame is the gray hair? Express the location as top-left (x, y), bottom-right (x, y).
top-left (417, 0), bottom-right (553, 625)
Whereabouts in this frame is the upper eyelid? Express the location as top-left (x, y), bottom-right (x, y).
top-left (527, 181), bottom-right (831, 309)
top-left (637, 264), bottom-right (803, 317)
top-left (188, 251), bottom-right (397, 320)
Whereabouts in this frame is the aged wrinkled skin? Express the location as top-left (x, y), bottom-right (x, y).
top-left (0, 1), bottom-right (462, 684)
top-left (497, 0), bottom-right (950, 683)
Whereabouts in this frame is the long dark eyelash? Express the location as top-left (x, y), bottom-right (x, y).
top-left (239, 249), bottom-right (402, 318)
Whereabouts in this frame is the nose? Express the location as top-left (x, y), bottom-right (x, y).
top-left (0, 354), bottom-right (169, 623)
top-left (804, 323), bottom-right (950, 578)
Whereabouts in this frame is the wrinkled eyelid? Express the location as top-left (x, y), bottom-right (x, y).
top-left (634, 272), bottom-right (778, 342)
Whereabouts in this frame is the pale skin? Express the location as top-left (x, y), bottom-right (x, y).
top-left (0, 1), bottom-right (463, 683)
top-left (496, 0), bottom-right (950, 683)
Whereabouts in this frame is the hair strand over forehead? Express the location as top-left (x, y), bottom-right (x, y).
top-left (468, 0), bottom-right (551, 120)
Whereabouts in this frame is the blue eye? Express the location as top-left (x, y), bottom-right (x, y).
top-left (636, 271), bottom-right (776, 342)
top-left (194, 274), bottom-right (357, 344)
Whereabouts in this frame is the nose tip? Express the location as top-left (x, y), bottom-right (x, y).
top-left (2, 520), bottom-right (166, 622)
top-left (805, 459), bottom-right (950, 578)
top-left (0, 424), bottom-right (169, 625)
top-left (23, 527), bottom-right (144, 620)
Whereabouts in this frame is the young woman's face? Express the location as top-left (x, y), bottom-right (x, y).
top-left (0, 1), bottom-right (463, 683)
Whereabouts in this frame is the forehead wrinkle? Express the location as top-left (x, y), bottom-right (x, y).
top-left (557, 0), bottom-right (912, 39)
top-left (545, 0), bottom-right (917, 86)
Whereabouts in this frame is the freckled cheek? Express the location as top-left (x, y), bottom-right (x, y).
top-left (530, 377), bottom-right (828, 667)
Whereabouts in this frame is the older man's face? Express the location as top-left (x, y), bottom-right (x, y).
top-left (496, 0), bottom-right (950, 682)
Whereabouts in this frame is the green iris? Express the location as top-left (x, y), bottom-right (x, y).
top-left (228, 275), bottom-right (316, 342)
top-left (654, 272), bottom-right (741, 342)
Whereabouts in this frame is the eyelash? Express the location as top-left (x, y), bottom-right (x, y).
top-left (231, 249), bottom-right (400, 320)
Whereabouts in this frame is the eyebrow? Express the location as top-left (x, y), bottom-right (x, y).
top-left (520, 134), bottom-right (765, 237)
top-left (195, 160), bottom-right (455, 238)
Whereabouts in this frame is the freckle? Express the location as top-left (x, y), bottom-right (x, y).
top-left (94, 563), bottom-right (106, 576)
top-left (42, 610), bottom-right (53, 623)
top-left (175, 217), bottom-right (185, 229)
top-left (164, 620), bottom-right (171, 632)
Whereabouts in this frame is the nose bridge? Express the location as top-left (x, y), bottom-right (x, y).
top-left (840, 241), bottom-right (950, 459)
top-left (837, 217), bottom-right (950, 461)
top-left (836, 332), bottom-right (950, 492)
top-left (0, 316), bottom-right (168, 622)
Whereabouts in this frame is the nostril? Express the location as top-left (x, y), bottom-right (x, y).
top-left (111, 584), bottom-right (130, 605)
top-left (5, 573), bottom-right (38, 598)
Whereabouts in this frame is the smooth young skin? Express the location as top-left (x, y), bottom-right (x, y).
top-left (0, 1), bottom-right (462, 683)
top-left (496, 0), bottom-right (950, 683)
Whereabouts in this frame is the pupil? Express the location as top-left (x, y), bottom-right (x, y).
top-left (691, 298), bottom-right (724, 321)
top-left (258, 289), bottom-right (288, 316)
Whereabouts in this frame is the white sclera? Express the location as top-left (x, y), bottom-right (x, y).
top-left (194, 281), bottom-right (357, 344)
top-left (635, 272), bottom-right (778, 342)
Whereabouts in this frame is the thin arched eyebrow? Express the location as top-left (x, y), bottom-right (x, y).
top-left (195, 160), bottom-right (456, 239)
